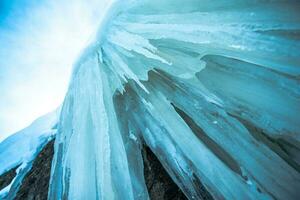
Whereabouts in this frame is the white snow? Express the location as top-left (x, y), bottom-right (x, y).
top-left (0, 109), bottom-right (59, 175)
top-left (0, 108), bottom-right (60, 199)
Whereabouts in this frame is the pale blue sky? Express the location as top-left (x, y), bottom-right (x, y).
top-left (0, 0), bottom-right (113, 141)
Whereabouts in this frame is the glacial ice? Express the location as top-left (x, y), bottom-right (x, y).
top-left (49, 0), bottom-right (300, 200)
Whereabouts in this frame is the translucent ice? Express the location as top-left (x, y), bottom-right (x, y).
top-left (49, 1), bottom-right (300, 199)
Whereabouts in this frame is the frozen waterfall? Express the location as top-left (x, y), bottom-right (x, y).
top-left (49, 0), bottom-right (300, 199)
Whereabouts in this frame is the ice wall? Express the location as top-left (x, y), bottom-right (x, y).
top-left (49, 0), bottom-right (300, 199)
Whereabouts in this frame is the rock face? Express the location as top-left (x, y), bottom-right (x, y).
top-left (0, 139), bottom-right (197, 200)
top-left (0, 167), bottom-right (18, 191)
top-left (14, 140), bottom-right (54, 200)
top-left (142, 146), bottom-right (187, 200)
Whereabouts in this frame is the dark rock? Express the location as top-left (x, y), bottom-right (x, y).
top-left (0, 166), bottom-right (18, 191)
top-left (143, 146), bottom-right (187, 200)
top-left (14, 139), bottom-right (55, 200)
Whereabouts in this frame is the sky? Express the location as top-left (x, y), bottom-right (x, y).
top-left (0, 0), bottom-right (113, 141)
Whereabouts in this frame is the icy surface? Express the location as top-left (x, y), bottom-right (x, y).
top-left (49, 1), bottom-right (300, 200)
top-left (0, 109), bottom-right (59, 199)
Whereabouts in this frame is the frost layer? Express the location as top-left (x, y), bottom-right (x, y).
top-left (49, 1), bottom-right (300, 200)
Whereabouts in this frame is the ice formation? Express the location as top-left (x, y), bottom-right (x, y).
top-left (0, 110), bottom-right (59, 199)
top-left (48, 0), bottom-right (300, 199)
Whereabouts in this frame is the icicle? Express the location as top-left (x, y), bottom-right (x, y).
top-left (49, 1), bottom-right (300, 199)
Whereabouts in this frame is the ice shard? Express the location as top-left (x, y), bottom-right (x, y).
top-left (49, 0), bottom-right (300, 199)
